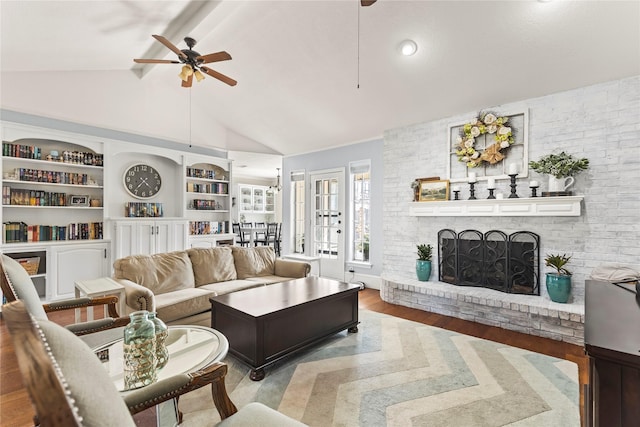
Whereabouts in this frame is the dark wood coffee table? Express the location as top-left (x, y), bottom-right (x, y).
top-left (210, 276), bottom-right (360, 380)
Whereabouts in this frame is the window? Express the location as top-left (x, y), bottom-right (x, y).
top-left (290, 170), bottom-right (305, 253)
top-left (350, 161), bottom-right (370, 263)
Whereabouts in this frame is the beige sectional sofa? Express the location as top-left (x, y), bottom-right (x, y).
top-left (112, 246), bottom-right (311, 326)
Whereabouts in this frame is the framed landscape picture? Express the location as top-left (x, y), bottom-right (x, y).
top-left (418, 179), bottom-right (449, 201)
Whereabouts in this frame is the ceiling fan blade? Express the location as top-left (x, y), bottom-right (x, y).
top-left (133, 59), bottom-right (180, 64)
top-left (152, 34), bottom-right (187, 60)
top-left (361, 0), bottom-right (377, 6)
top-left (181, 74), bottom-right (193, 88)
top-left (196, 51), bottom-right (232, 64)
top-left (200, 66), bottom-right (237, 86)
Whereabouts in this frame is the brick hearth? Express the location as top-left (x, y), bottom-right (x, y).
top-left (381, 274), bottom-right (584, 345)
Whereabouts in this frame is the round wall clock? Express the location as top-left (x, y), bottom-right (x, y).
top-left (123, 163), bottom-right (162, 199)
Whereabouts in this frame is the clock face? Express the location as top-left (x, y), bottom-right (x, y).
top-left (123, 164), bottom-right (162, 199)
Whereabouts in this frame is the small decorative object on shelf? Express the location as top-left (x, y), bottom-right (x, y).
top-left (487, 177), bottom-right (496, 199)
top-left (123, 310), bottom-right (157, 390)
top-left (468, 173), bottom-right (477, 200)
top-left (529, 151), bottom-right (589, 195)
top-left (529, 180), bottom-right (540, 197)
top-left (452, 185), bottom-right (460, 200)
top-left (147, 312), bottom-right (168, 370)
top-left (411, 180), bottom-right (419, 202)
top-left (418, 178), bottom-right (449, 202)
top-left (508, 174), bottom-right (519, 198)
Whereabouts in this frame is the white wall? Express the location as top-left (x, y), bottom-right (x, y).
top-left (383, 76), bottom-right (640, 303)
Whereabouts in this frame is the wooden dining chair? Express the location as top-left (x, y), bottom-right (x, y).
top-left (232, 223), bottom-right (249, 247)
top-left (255, 223), bottom-right (278, 251)
top-left (254, 221), bottom-right (267, 244)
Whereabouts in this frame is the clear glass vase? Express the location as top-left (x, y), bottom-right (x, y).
top-left (123, 310), bottom-right (157, 390)
top-left (148, 312), bottom-right (169, 370)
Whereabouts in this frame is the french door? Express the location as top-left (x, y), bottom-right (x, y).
top-left (309, 169), bottom-right (345, 281)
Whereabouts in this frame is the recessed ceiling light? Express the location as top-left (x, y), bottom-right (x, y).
top-left (399, 39), bottom-right (418, 56)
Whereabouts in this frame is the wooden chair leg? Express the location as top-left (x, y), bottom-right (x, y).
top-left (210, 375), bottom-right (238, 420)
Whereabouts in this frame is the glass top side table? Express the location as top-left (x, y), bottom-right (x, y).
top-left (92, 325), bottom-right (229, 392)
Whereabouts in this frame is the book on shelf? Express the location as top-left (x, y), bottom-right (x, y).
top-left (3, 222), bottom-right (103, 243)
top-left (189, 220), bottom-right (229, 235)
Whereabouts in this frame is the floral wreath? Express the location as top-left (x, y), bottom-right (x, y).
top-left (455, 112), bottom-right (515, 168)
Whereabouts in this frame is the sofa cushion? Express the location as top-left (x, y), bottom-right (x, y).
top-left (199, 279), bottom-right (265, 296)
top-left (187, 247), bottom-right (237, 286)
top-left (154, 288), bottom-right (215, 323)
top-left (245, 275), bottom-right (297, 285)
top-left (232, 246), bottom-right (276, 279)
top-left (113, 251), bottom-right (195, 295)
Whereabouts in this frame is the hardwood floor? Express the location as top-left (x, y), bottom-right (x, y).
top-left (0, 288), bottom-right (587, 426)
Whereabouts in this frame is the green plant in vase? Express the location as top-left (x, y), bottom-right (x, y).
top-left (416, 244), bottom-right (433, 282)
top-left (545, 253), bottom-right (572, 303)
top-left (529, 152), bottom-right (589, 193)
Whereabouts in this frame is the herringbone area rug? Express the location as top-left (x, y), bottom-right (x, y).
top-left (179, 310), bottom-right (579, 426)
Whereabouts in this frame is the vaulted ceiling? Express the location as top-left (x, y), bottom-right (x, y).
top-left (1, 0), bottom-right (639, 160)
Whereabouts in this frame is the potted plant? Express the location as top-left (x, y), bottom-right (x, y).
top-left (411, 180), bottom-right (420, 202)
top-left (545, 253), bottom-right (572, 303)
top-left (416, 244), bottom-right (433, 281)
top-left (529, 152), bottom-right (589, 192)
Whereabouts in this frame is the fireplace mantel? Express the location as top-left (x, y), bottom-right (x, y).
top-left (409, 195), bottom-right (583, 217)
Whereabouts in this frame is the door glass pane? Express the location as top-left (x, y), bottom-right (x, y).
top-left (313, 177), bottom-right (340, 260)
top-left (351, 171), bottom-right (370, 262)
top-left (292, 180), bottom-right (305, 254)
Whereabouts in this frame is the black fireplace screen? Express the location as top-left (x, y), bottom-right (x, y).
top-left (438, 229), bottom-right (540, 295)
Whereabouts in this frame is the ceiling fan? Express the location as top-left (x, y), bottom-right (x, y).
top-left (133, 35), bottom-right (237, 87)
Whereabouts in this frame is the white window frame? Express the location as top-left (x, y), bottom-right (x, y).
top-left (349, 160), bottom-right (371, 265)
top-left (289, 170), bottom-right (305, 254)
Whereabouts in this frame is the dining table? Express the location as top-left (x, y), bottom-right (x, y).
top-left (239, 225), bottom-right (267, 246)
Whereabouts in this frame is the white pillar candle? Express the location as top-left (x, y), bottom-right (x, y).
top-left (508, 163), bottom-right (519, 175)
top-left (529, 180), bottom-right (539, 188)
top-left (452, 185), bottom-right (461, 192)
top-left (468, 172), bottom-right (477, 183)
top-left (487, 178), bottom-right (496, 189)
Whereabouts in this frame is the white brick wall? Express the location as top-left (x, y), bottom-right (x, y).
top-left (383, 76), bottom-right (640, 308)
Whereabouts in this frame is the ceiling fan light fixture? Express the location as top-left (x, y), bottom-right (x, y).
top-left (194, 69), bottom-right (205, 82)
top-left (178, 65), bottom-right (193, 82)
top-left (399, 39), bottom-right (418, 56)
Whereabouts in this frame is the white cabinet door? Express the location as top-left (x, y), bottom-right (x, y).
top-left (50, 243), bottom-right (110, 300)
top-left (253, 187), bottom-right (265, 212)
top-left (169, 220), bottom-right (188, 252)
top-left (114, 221), bottom-right (138, 259)
top-left (113, 220), bottom-right (187, 258)
top-left (136, 221), bottom-right (156, 255)
top-left (239, 185), bottom-right (253, 212)
top-left (155, 220), bottom-right (187, 253)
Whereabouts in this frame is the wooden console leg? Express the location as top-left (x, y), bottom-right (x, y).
top-left (250, 368), bottom-right (265, 381)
